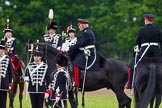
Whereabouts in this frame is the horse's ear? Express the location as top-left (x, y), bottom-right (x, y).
top-left (25, 42), bottom-right (29, 47)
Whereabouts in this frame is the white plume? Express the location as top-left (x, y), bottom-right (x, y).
top-left (48, 9), bottom-right (54, 19)
top-left (7, 19), bottom-right (10, 23)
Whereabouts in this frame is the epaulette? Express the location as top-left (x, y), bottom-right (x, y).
top-left (11, 37), bottom-right (16, 40)
top-left (43, 34), bottom-right (49, 37)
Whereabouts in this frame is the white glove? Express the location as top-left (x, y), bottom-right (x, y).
top-left (55, 96), bottom-right (60, 103)
top-left (9, 83), bottom-right (13, 90)
top-left (65, 46), bottom-right (69, 52)
top-left (44, 93), bottom-right (49, 99)
top-left (84, 49), bottom-right (90, 56)
top-left (24, 76), bottom-right (29, 82)
top-left (61, 43), bottom-right (66, 51)
top-left (9, 86), bottom-right (12, 90)
top-left (134, 45), bottom-right (139, 52)
top-left (62, 43), bottom-right (69, 52)
top-left (55, 92), bottom-right (61, 103)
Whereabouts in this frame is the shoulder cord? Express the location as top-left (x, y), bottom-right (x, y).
top-left (45, 45), bottom-right (48, 64)
top-left (87, 47), bottom-right (96, 69)
top-left (52, 35), bottom-right (59, 48)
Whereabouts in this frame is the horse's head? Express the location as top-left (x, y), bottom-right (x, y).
top-left (25, 42), bottom-right (60, 73)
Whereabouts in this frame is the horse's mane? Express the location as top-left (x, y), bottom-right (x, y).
top-left (37, 43), bottom-right (59, 56)
top-left (98, 53), bottom-right (107, 67)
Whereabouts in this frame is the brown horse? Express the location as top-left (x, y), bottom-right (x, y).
top-left (9, 59), bottom-right (25, 108)
top-left (27, 43), bottom-right (131, 108)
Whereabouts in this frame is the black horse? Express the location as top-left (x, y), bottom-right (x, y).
top-left (134, 57), bottom-right (162, 108)
top-left (27, 43), bottom-right (131, 108)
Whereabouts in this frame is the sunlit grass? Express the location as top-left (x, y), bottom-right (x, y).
top-left (7, 93), bottom-right (132, 108)
top-left (6, 90), bottom-right (162, 108)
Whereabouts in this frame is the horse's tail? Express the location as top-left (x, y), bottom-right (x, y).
top-left (139, 63), bottom-right (156, 108)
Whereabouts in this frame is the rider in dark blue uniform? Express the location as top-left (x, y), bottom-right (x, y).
top-left (0, 40), bottom-right (13, 108)
top-left (68, 18), bottom-right (98, 87)
top-left (126, 14), bottom-right (162, 89)
top-left (136, 14), bottom-right (162, 60)
top-left (61, 25), bottom-right (77, 52)
top-left (2, 19), bottom-right (16, 55)
top-left (2, 19), bottom-right (23, 81)
top-left (43, 21), bottom-right (62, 50)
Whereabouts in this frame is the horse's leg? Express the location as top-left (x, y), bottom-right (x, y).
top-left (112, 88), bottom-right (131, 108)
top-left (154, 94), bottom-right (161, 108)
top-left (81, 91), bottom-right (85, 108)
top-left (134, 86), bottom-right (139, 108)
top-left (9, 88), bottom-right (14, 108)
top-left (68, 88), bottom-right (77, 108)
top-left (74, 87), bottom-right (79, 106)
top-left (149, 96), bottom-right (154, 108)
top-left (9, 85), bottom-right (17, 108)
top-left (19, 82), bottom-right (24, 108)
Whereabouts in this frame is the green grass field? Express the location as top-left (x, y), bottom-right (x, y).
top-left (7, 94), bottom-right (134, 108)
top-left (7, 92), bottom-right (162, 108)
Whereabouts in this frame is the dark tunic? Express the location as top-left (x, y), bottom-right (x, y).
top-left (136, 24), bottom-right (162, 59)
top-left (26, 62), bottom-right (49, 93)
top-left (68, 28), bottom-right (99, 71)
top-left (43, 34), bottom-right (62, 50)
top-left (50, 68), bottom-right (69, 100)
top-left (0, 55), bottom-right (13, 91)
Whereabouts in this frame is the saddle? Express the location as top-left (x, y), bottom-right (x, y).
top-left (10, 54), bottom-right (22, 71)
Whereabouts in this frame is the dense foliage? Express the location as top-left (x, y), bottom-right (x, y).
top-left (0, 0), bottom-right (162, 63)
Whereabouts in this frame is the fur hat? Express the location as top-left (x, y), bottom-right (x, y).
top-left (55, 53), bottom-right (68, 67)
top-left (3, 19), bottom-right (13, 33)
top-left (47, 21), bottom-right (58, 30)
top-left (33, 46), bottom-right (43, 56)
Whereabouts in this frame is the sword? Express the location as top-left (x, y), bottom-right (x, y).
top-left (81, 49), bottom-right (90, 97)
top-left (131, 44), bottom-right (150, 91)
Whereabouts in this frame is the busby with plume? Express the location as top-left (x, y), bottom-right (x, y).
top-left (47, 9), bottom-right (58, 30)
top-left (3, 19), bottom-right (13, 33)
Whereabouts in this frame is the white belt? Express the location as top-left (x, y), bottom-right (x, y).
top-left (79, 45), bottom-right (95, 50)
top-left (141, 43), bottom-right (158, 47)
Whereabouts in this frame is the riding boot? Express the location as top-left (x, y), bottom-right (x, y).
top-left (125, 58), bottom-right (135, 89)
top-left (73, 65), bottom-right (79, 87)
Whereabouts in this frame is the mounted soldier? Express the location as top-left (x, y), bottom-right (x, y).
top-left (1, 19), bottom-right (24, 81)
top-left (67, 18), bottom-right (99, 89)
top-left (43, 9), bottom-right (62, 50)
top-left (126, 14), bottom-right (162, 89)
top-left (61, 25), bottom-right (77, 52)
top-left (0, 40), bottom-right (13, 108)
top-left (25, 45), bottom-right (50, 108)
